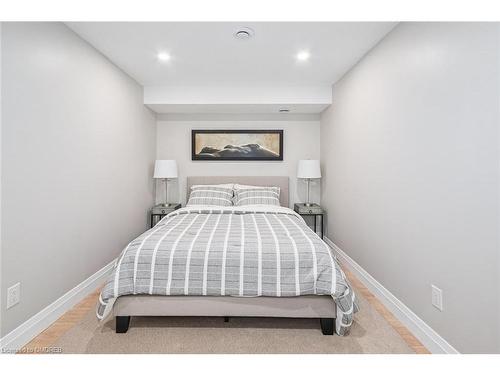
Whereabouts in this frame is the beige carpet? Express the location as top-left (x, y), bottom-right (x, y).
top-left (54, 287), bottom-right (415, 354)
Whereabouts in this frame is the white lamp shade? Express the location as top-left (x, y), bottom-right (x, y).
top-left (297, 160), bottom-right (321, 179)
top-left (154, 160), bottom-right (178, 179)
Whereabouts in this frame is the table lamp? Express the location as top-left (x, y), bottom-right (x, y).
top-left (297, 159), bottom-right (321, 207)
top-left (154, 160), bottom-right (178, 207)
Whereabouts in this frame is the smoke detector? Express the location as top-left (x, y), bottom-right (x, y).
top-left (234, 27), bottom-right (255, 40)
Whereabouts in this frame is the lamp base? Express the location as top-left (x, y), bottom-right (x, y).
top-left (304, 202), bottom-right (313, 207)
top-left (160, 203), bottom-right (176, 207)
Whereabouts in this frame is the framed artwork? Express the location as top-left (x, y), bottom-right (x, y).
top-left (191, 129), bottom-right (284, 161)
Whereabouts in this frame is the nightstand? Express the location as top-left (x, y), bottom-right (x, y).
top-left (150, 203), bottom-right (181, 228)
top-left (294, 203), bottom-right (325, 239)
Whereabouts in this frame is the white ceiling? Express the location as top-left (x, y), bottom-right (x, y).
top-left (67, 22), bottom-right (396, 87)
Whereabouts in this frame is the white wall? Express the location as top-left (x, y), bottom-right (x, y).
top-left (0, 22), bottom-right (3, 334)
top-left (156, 116), bottom-right (321, 208)
top-left (0, 23), bottom-right (156, 336)
top-left (320, 22), bottom-right (500, 353)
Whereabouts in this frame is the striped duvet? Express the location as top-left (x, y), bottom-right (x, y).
top-left (97, 205), bottom-right (358, 335)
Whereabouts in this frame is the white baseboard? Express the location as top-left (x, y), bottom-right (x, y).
top-left (0, 260), bottom-right (115, 352)
top-left (323, 237), bottom-right (459, 354)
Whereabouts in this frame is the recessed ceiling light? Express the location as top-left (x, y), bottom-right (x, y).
top-left (296, 50), bottom-right (310, 62)
top-left (234, 27), bottom-right (255, 40)
top-left (157, 52), bottom-right (171, 62)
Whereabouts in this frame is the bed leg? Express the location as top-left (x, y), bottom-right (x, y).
top-left (116, 316), bottom-right (130, 333)
top-left (224, 317), bottom-right (230, 322)
top-left (320, 318), bottom-right (335, 335)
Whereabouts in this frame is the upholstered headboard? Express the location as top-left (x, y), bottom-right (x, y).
top-left (186, 176), bottom-right (289, 207)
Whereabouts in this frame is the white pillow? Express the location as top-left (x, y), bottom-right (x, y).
top-left (187, 185), bottom-right (234, 207)
top-left (234, 183), bottom-right (277, 190)
top-left (191, 183), bottom-right (234, 190)
top-left (233, 185), bottom-right (281, 206)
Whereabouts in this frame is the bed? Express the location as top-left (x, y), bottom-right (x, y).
top-left (97, 176), bottom-right (357, 336)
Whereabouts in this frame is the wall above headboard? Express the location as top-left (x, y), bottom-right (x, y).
top-left (155, 117), bottom-right (321, 208)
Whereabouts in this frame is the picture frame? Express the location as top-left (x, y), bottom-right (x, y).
top-left (191, 129), bottom-right (284, 161)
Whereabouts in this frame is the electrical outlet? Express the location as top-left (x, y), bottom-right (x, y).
top-left (431, 284), bottom-right (443, 311)
top-left (7, 282), bottom-right (21, 309)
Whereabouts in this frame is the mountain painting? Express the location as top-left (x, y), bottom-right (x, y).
top-left (192, 130), bottom-right (283, 161)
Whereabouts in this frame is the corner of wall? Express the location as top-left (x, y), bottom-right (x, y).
top-left (0, 21), bottom-right (4, 337)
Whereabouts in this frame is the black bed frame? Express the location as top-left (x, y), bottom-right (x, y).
top-left (115, 316), bottom-right (335, 335)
